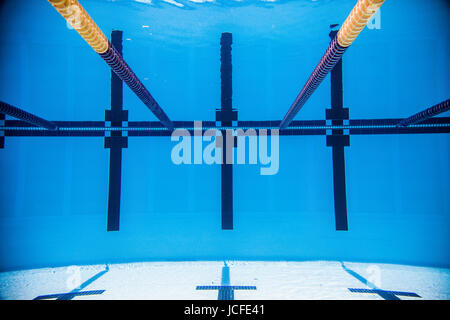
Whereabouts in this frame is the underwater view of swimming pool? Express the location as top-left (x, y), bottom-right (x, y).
top-left (0, 0), bottom-right (449, 302)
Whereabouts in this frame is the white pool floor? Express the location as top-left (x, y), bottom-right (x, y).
top-left (0, 261), bottom-right (449, 300)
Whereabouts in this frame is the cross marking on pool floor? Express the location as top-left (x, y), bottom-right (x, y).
top-left (34, 265), bottom-right (109, 300)
top-left (196, 262), bottom-right (256, 300)
top-left (341, 262), bottom-right (421, 300)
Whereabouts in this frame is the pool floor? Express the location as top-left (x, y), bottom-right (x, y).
top-left (0, 261), bottom-right (448, 300)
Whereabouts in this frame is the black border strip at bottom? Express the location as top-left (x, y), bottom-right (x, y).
top-left (0, 300), bottom-right (444, 318)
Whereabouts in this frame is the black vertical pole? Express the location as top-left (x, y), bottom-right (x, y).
top-left (218, 33), bottom-right (235, 230)
top-left (105, 30), bottom-right (128, 232)
top-left (331, 145), bottom-right (348, 230)
top-left (220, 33), bottom-right (233, 126)
top-left (327, 29), bottom-right (349, 231)
top-left (221, 146), bottom-right (233, 230)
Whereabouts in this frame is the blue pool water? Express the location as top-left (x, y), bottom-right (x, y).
top-left (0, 0), bottom-right (449, 273)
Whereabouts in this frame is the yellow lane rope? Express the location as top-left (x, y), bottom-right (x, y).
top-left (337, 0), bottom-right (385, 48)
top-left (48, 0), bottom-right (109, 54)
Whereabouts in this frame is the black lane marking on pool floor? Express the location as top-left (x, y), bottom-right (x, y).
top-left (34, 290), bottom-right (105, 300)
top-left (196, 262), bottom-right (256, 300)
top-left (341, 262), bottom-right (421, 300)
top-left (33, 265), bottom-right (109, 300)
top-left (348, 288), bottom-right (421, 299)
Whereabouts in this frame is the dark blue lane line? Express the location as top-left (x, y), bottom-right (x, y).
top-left (340, 262), bottom-right (421, 300)
top-left (196, 262), bottom-right (256, 300)
top-left (330, 145), bottom-right (348, 230)
top-left (3, 117), bottom-right (450, 137)
top-left (4, 117), bottom-right (450, 128)
top-left (33, 265), bottom-right (109, 300)
top-left (105, 30), bottom-right (127, 232)
top-left (327, 38), bottom-right (349, 231)
top-left (218, 33), bottom-right (235, 230)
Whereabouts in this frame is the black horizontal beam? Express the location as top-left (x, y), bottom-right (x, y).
top-left (2, 117), bottom-right (449, 137)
